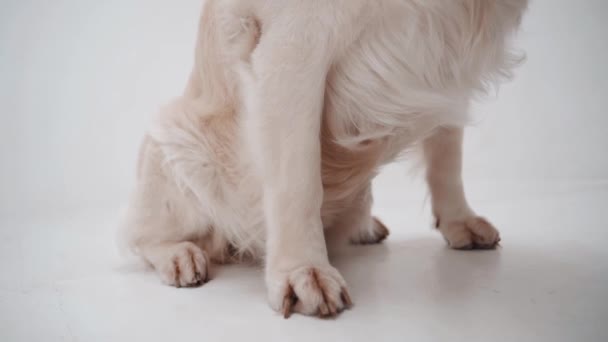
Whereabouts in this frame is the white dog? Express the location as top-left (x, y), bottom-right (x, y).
top-left (122, 0), bottom-right (528, 318)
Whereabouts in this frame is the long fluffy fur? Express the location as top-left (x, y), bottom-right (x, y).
top-left (121, 0), bottom-right (528, 316)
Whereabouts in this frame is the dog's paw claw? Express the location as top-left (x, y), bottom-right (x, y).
top-left (439, 216), bottom-right (501, 250)
top-left (270, 265), bottom-right (351, 319)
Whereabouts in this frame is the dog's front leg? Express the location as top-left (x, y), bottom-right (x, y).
top-left (423, 126), bottom-right (501, 249)
top-left (243, 31), bottom-right (351, 318)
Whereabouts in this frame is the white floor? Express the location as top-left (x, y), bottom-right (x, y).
top-left (1, 179), bottom-right (607, 342)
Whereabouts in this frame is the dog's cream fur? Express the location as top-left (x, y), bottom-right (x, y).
top-left (121, 0), bottom-right (528, 318)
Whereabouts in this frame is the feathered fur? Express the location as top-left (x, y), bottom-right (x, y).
top-left (121, 0), bottom-right (528, 317)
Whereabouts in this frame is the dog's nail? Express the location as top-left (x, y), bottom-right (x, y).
top-left (340, 288), bottom-right (353, 308)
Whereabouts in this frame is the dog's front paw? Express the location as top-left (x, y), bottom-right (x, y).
top-left (438, 216), bottom-right (500, 250)
top-left (266, 264), bottom-right (352, 319)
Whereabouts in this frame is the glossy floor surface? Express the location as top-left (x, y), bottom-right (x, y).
top-left (2, 179), bottom-right (607, 342)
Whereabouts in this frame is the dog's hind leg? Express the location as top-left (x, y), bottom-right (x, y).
top-left (122, 131), bottom-right (216, 287)
top-left (328, 183), bottom-right (390, 246)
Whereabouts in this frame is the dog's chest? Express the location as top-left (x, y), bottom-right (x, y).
top-left (322, 1), bottom-right (515, 151)
top-left (319, 3), bottom-right (516, 209)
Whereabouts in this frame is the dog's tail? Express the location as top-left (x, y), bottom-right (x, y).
top-left (183, 0), bottom-right (260, 108)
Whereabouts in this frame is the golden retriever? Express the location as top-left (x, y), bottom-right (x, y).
top-left (121, 0), bottom-right (528, 318)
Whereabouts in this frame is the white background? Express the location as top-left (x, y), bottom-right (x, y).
top-left (1, 1), bottom-right (608, 341)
